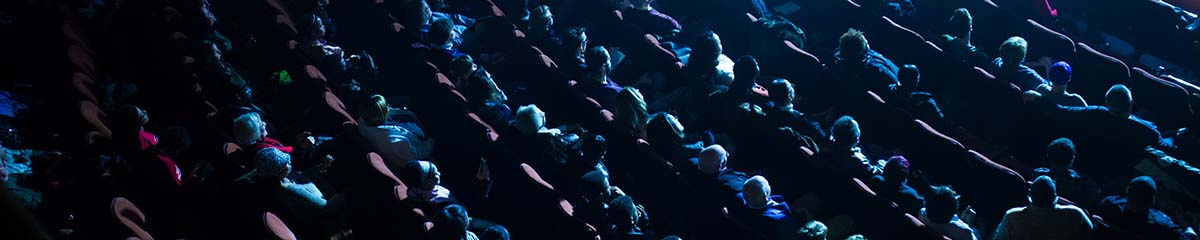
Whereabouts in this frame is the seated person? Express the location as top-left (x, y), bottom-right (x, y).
top-left (621, 0), bottom-right (681, 39)
top-left (1097, 176), bottom-right (1199, 239)
top-left (1034, 61), bottom-right (1087, 107)
top-left (817, 116), bottom-right (883, 181)
top-left (297, 14), bottom-right (346, 80)
top-left (398, 160), bottom-right (454, 214)
top-left (358, 95), bottom-right (434, 165)
top-left (430, 204), bottom-right (480, 240)
top-left (919, 186), bottom-right (979, 240)
top-left (556, 27), bottom-right (589, 81)
top-left (1031, 138), bottom-right (1099, 209)
top-left (894, 64), bottom-right (944, 122)
top-left (575, 170), bottom-right (621, 234)
top-left (578, 46), bottom-right (622, 109)
top-left (645, 113), bottom-right (704, 174)
top-left (608, 195), bottom-right (653, 239)
top-left (764, 78), bottom-right (826, 143)
top-left (832, 29), bottom-right (900, 94)
top-left (994, 176), bottom-right (1093, 240)
top-left (112, 105), bottom-right (182, 187)
top-left (797, 220), bottom-right (828, 240)
top-left (687, 145), bottom-right (750, 208)
top-left (526, 5), bottom-right (559, 51)
top-left (936, 8), bottom-right (989, 67)
top-left (455, 61), bottom-right (513, 129)
top-left (871, 156), bottom-right (924, 216)
top-left (245, 148), bottom-right (338, 239)
top-left (732, 176), bottom-right (800, 240)
top-left (426, 18), bottom-right (466, 72)
top-left (988, 37), bottom-right (1048, 91)
top-left (506, 105), bottom-right (578, 182)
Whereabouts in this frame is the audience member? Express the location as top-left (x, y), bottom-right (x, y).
top-left (797, 220), bottom-right (828, 240)
top-left (764, 79), bottom-right (826, 143)
top-left (988, 37), bottom-right (1048, 91)
top-left (621, 0), bottom-right (681, 39)
top-left (1097, 176), bottom-right (1199, 239)
top-left (872, 156), bottom-right (924, 216)
top-left (608, 194), bottom-right (654, 239)
top-left (431, 204), bottom-right (480, 240)
top-left (1034, 61), bottom-right (1087, 107)
top-left (398, 160), bottom-right (454, 214)
top-left (732, 175), bottom-right (801, 240)
top-left (427, 18), bottom-right (467, 71)
top-left (558, 27), bottom-right (590, 80)
top-left (613, 87), bottom-right (651, 136)
top-left (690, 144), bottom-right (750, 208)
top-left (894, 64), bottom-right (944, 122)
top-left (645, 113), bottom-right (704, 173)
top-left (920, 186), bottom-right (979, 240)
top-left (1031, 138), bottom-right (1099, 209)
top-left (818, 116), bottom-right (883, 181)
top-left (993, 176), bottom-right (1093, 240)
top-left (245, 147), bottom-right (338, 239)
top-left (832, 29), bottom-right (900, 94)
top-left (936, 8), bottom-right (989, 67)
top-left (580, 46), bottom-right (622, 108)
top-left (359, 95), bottom-right (434, 165)
top-left (459, 64), bottom-right (513, 129)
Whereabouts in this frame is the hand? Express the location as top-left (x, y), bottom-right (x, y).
top-left (610, 186), bottom-right (626, 197)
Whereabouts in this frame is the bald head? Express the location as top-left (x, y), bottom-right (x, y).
top-left (1106, 84), bottom-right (1133, 118)
top-left (699, 145), bottom-right (728, 175)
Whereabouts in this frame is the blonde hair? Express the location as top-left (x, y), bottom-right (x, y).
top-left (363, 94), bottom-right (389, 126)
top-left (514, 104), bottom-right (545, 134)
top-left (999, 36), bottom-right (1028, 64)
top-left (613, 87), bottom-right (648, 134)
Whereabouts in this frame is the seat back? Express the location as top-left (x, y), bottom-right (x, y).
top-left (263, 212), bottom-right (298, 240)
top-left (112, 197), bottom-right (153, 240)
top-left (73, 72), bottom-right (99, 104)
top-left (323, 91), bottom-right (358, 126)
top-left (1130, 67), bottom-right (1194, 130)
top-left (1073, 43), bottom-right (1130, 105)
top-left (68, 45), bottom-right (95, 76)
top-left (79, 101), bottom-right (111, 138)
top-left (1020, 19), bottom-right (1075, 63)
top-left (867, 16), bottom-right (928, 65)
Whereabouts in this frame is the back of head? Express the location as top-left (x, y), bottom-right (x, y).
top-left (584, 46), bottom-right (611, 75)
top-left (733, 55), bottom-right (761, 89)
top-left (514, 104), bottom-right (545, 135)
top-left (1048, 61), bottom-right (1072, 86)
top-left (399, 160), bottom-right (436, 190)
top-left (578, 133), bottom-right (608, 163)
top-left (1126, 176), bottom-right (1157, 213)
top-left (767, 79), bottom-right (795, 106)
top-left (699, 144), bottom-right (728, 175)
top-left (690, 32), bottom-right (723, 69)
top-left (562, 27), bottom-right (588, 53)
top-left (899, 64), bottom-right (921, 89)
top-left (432, 204), bottom-right (471, 240)
top-left (925, 185), bottom-right (959, 223)
top-left (742, 175), bottom-right (771, 209)
top-left (1045, 138), bottom-right (1076, 170)
top-left (608, 195), bottom-right (638, 230)
top-left (831, 115), bottom-right (860, 147)
top-left (450, 55), bottom-right (476, 79)
top-left (1105, 84), bottom-right (1133, 117)
top-left (838, 29), bottom-right (869, 60)
top-left (646, 113), bottom-right (685, 146)
top-left (883, 156), bottom-right (912, 183)
top-left (797, 220), bottom-right (829, 240)
top-left (428, 18), bottom-right (455, 46)
top-left (361, 95), bottom-right (389, 126)
top-left (530, 5), bottom-right (553, 32)
top-left (480, 225), bottom-right (510, 240)
top-left (580, 170), bottom-right (610, 201)
top-left (233, 112), bottom-right (264, 145)
top-left (255, 148), bottom-right (291, 180)
top-left (1029, 175), bottom-right (1058, 208)
top-left (948, 8), bottom-right (973, 38)
top-left (398, 0), bottom-right (432, 33)
top-left (998, 36), bottom-right (1028, 64)
top-left (301, 13), bottom-right (323, 39)
top-left (760, 15), bottom-right (806, 49)
top-left (463, 68), bottom-right (506, 104)
top-left (614, 87), bottom-right (648, 132)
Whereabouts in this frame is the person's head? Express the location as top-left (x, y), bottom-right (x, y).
top-left (948, 8), bottom-right (973, 39)
top-left (1126, 176), bottom-right (1157, 215)
top-left (1105, 84), bottom-right (1133, 118)
top-left (743, 175), bottom-right (772, 209)
top-left (831, 115), bottom-right (861, 147)
top-left (797, 220), bottom-right (829, 240)
top-left (691, 32), bottom-right (724, 70)
top-left (925, 185), bottom-right (959, 224)
top-left (845, 235), bottom-right (866, 240)
top-left (899, 64), bottom-right (920, 90)
top-left (233, 112), bottom-right (267, 146)
top-left (254, 148), bottom-right (292, 180)
top-left (584, 46), bottom-right (612, 79)
top-left (562, 27), bottom-right (588, 56)
top-left (1029, 175), bottom-right (1058, 208)
top-left (768, 79), bottom-right (796, 107)
top-left (1048, 61), bottom-right (1072, 87)
top-left (580, 170), bottom-right (611, 202)
top-left (759, 15), bottom-right (806, 50)
top-left (401, 160), bottom-right (441, 190)
top-left (1045, 138), bottom-right (1076, 171)
top-left (514, 104), bottom-right (547, 135)
top-left (432, 204), bottom-right (471, 240)
top-left (699, 144), bottom-right (729, 175)
top-left (428, 18), bottom-right (456, 47)
top-left (647, 113), bottom-right (685, 146)
top-left (579, 133), bottom-right (608, 163)
top-left (530, 5), bottom-right (553, 33)
top-left (399, 0), bottom-right (432, 33)
top-left (463, 67), bottom-right (507, 105)
top-left (732, 55), bottom-right (760, 91)
top-left (480, 225), bottom-right (510, 240)
top-left (361, 94), bottom-right (389, 126)
top-left (450, 55), bottom-right (478, 81)
top-left (838, 29), bottom-right (869, 61)
top-left (628, 0), bottom-right (652, 8)
top-left (302, 14), bottom-right (326, 39)
top-left (614, 87), bottom-right (649, 133)
top-left (998, 36), bottom-right (1028, 65)
top-left (883, 156), bottom-right (912, 186)
top-left (608, 195), bottom-right (640, 232)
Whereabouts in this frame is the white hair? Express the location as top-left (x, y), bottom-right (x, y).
top-left (743, 175), bottom-right (771, 209)
top-left (233, 112), bottom-right (264, 145)
top-left (514, 105), bottom-right (545, 135)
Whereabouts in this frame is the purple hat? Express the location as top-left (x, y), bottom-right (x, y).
top-left (1048, 61), bottom-right (1072, 86)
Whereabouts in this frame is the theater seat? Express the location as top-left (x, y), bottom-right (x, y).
top-left (1073, 43), bottom-right (1130, 105)
top-left (323, 91), bottom-right (358, 126)
top-left (868, 16), bottom-right (927, 65)
top-left (62, 21), bottom-right (91, 53)
top-left (263, 212), bottom-right (297, 240)
top-left (1020, 19), bottom-right (1075, 63)
top-left (520, 163), bottom-right (555, 191)
top-left (79, 101), bottom-right (111, 138)
top-left (1130, 68), bottom-right (1194, 130)
top-left (111, 197), bottom-right (153, 240)
top-left (68, 45), bottom-right (95, 76)
top-left (73, 73), bottom-right (98, 104)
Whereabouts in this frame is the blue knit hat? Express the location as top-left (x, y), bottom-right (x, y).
top-left (1048, 61), bottom-right (1072, 86)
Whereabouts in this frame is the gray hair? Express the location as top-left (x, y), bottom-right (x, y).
top-left (233, 112), bottom-right (264, 145)
top-left (254, 148), bottom-right (291, 179)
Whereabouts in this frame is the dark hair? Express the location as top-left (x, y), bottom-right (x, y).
top-left (432, 205), bottom-right (471, 240)
top-left (925, 186), bottom-right (959, 223)
top-left (884, 155), bottom-right (912, 182)
top-left (948, 8), bottom-right (972, 38)
top-left (608, 195), bottom-right (638, 231)
top-left (899, 64), bottom-right (920, 89)
top-left (579, 170), bottom-right (609, 201)
top-left (480, 225), bottom-right (510, 240)
top-left (428, 18), bottom-right (454, 45)
top-left (732, 55), bottom-right (760, 92)
top-left (759, 15), bottom-right (806, 49)
top-left (768, 79), bottom-right (794, 106)
top-left (584, 46), bottom-right (609, 72)
top-left (1029, 175), bottom-right (1057, 208)
top-left (831, 115), bottom-right (860, 145)
top-left (1127, 176), bottom-right (1157, 210)
top-left (1046, 138), bottom-right (1075, 170)
top-left (562, 27), bottom-right (588, 51)
top-left (579, 133), bottom-right (607, 163)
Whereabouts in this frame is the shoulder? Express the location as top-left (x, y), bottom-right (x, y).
top-left (1057, 205), bottom-right (1088, 216)
top-left (1004, 206), bottom-right (1028, 216)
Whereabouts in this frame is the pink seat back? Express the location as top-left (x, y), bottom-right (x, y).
top-left (68, 45), bottom-right (94, 75)
top-left (520, 163), bottom-right (555, 191)
top-left (73, 73), bottom-right (98, 103)
top-left (79, 101), bottom-right (111, 138)
top-left (111, 197), bottom-right (153, 240)
top-left (263, 212), bottom-right (297, 240)
top-left (323, 91), bottom-right (358, 126)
